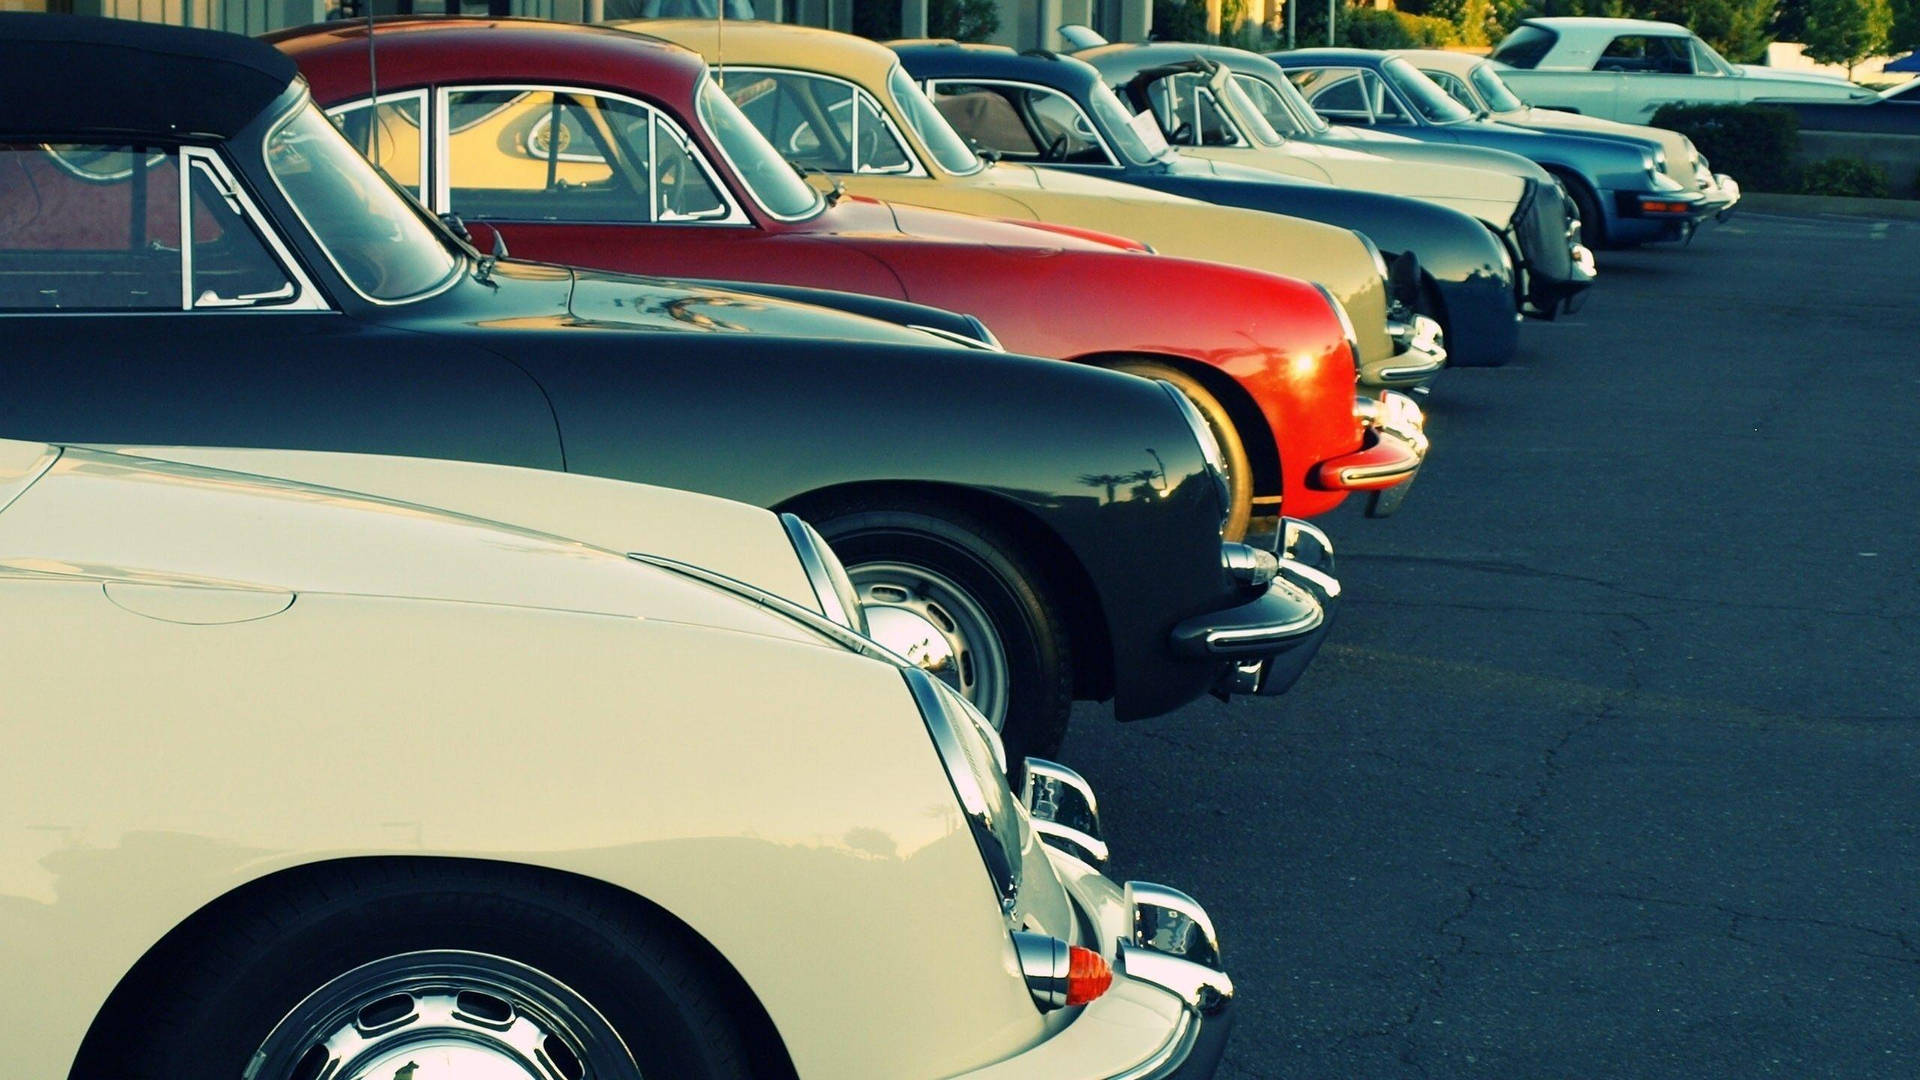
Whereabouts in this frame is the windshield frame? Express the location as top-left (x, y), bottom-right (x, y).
top-left (1085, 78), bottom-right (1174, 165)
top-left (1207, 65), bottom-right (1288, 147)
top-left (1381, 56), bottom-right (1477, 125)
top-left (262, 88), bottom-right (462, 307)
top-left (694, 72), bottom-right (825, 223)
top-left (888, 64), bottom-right (985, 177)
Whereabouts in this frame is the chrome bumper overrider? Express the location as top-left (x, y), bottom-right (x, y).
top-left (1169, 520), bottom-right (1340, 697)
top-left (1360, 391), bottom-right (1429, 519)
top-left (1373, 312), bottom-right (1447, 388)
top-left (986, 761), bottom-right (1232, 1080)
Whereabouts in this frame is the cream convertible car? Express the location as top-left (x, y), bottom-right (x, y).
top-left (4, 439), bottom-right (1243, 1080)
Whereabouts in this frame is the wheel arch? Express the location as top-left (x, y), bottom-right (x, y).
top-left (777, 479), bottom-right (1116, 703)
top-left (1078, 351), bottom-right (1283, 506)
top-left (67, 855), bottom-right (801, 1080)
top-left (1540, 163), bottom-right (1606, 245)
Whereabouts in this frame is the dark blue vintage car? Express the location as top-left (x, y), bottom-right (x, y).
top-left (1273, 48), bottom-right (1714, 248)
top-left (895, 40), bottom-right (1525, 367)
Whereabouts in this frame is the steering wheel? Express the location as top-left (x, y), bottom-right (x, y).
top-left (1045, 134), bottom-right (1071, 161)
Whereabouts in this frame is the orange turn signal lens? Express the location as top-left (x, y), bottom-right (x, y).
top-left (1066, 945), bottom-right (1114, 1006)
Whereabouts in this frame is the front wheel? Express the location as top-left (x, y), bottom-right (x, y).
top-left (1103, 359), bottom-right (1253, 541)
top-left (807, 499), bottom-right (1071, 762)
top-left (92, 863), bottom-right (759, 1080)
top-left (1556, 172), bottom-right (1607, 250)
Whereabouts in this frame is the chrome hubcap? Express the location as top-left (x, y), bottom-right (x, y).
top-left (851, 561), bottom-right (1010, 729)
top-left (251, 951), bottom-right (635, 1080)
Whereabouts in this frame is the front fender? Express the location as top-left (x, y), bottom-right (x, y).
top-left (4, 592), bottom-right (1050, 1080)
top-left (493, 330), bottom-right (1236, 720)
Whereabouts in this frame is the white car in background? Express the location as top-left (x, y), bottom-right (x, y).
top-left (1402, 48), bottom-right (1741, 216)
top-left (1491, 17), bottom-right (1877, 123)
top-left (2, 439), bottom-right (1236, 1080)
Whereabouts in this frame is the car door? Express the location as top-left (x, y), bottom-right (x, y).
top-left (1601, 33), bottom-right (1737, 119)
top-left (0, 140), bottom-right (563, 468)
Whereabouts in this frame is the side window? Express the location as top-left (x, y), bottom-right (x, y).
top-left (1600, 35), bottom-right (1693, 74)
top-left (851, 91), bottom-right (912, 173)
top-left (1023, 87), bottom-right (1113, 163)
top-left (327, 92), bottom-right (428, 200)
top-left (932, 83), bottom-right (1043, 156)
top-left (443, 88), bottom-right (731, 225)
top-left (0, 144), bottom-right (181, 311)
top-left (1689, 38), bottom-right (1725, 76)
top-left (0, 144), bottom-right (303, 313)
top-left (1364, 72), bottom-right (1410, 123)
top-left (1146, 76), bottom-right (1241, 146)
top-left (1427, 70), bottom-right (1477, 110)
top-left (1292, 67), bottom-right (1369, 118)
top-left (183, 153), bottom-right (296, 308)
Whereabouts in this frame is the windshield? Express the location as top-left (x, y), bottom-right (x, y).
top-left (1383, 57), bottom-right (1476, 124)
top-left (1088, 80), bottom-right (1171, 163)
top-left (265, 101), bottom-right (458, 302)
top-left (887, 65), bottom-right (982, 175)
top-left (1470, 62), bottom-right (1528, 112)
top-left (1239, 70), bottom-right (1329, 134)
top-left (697, 76), bottom-right (822, 219)
top-left (1233, 73), bottom-right (1307, 136)
top-left (1215, 71), bottom-right (1287, 146)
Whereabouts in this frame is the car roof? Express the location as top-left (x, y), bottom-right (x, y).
top-left (1521, 16), bottom-right (1691, 34)
top-left (1271, 47), bottom-right (1394, 65)
top-left (623, 19), bottom-right (900, 88)
top-left (0, 12), bottom-right (296, 140)
top-left (891, 40), bottom-right (1103, 95)
top-left (1395, 48), bottom-right (1483, 75)
top-left (269, 17), bottom-right (706, 102)
top-left (1074, 40), bottom-right (1266, 77)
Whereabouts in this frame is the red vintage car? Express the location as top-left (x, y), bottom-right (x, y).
top-left (276, 18), bottom-right (1425, 533)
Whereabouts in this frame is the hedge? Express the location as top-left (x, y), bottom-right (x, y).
top-left (1649, 103), bottom-right (1801, 193)
top-left (1799, 156), bottom-right (1892, 197)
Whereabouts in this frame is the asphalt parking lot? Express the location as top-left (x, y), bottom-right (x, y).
top-left (1059, 210), bottom-right (1920, 1079)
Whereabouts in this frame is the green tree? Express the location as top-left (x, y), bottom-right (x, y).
top-left (1888, 0), bottom-right (1920, 50)
top-left (1801, 0), bottom-right (1893, 76)
top-left (929, 0), bottom-right (1001, 39)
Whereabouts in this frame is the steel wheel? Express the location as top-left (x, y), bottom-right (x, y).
top-left (854, 559), bottom-right (1011, 728)
top-left (251, 950), bottom-right (637, 1080)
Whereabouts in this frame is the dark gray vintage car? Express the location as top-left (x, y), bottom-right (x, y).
top-left (0, 14), bottom-right (1336, 760)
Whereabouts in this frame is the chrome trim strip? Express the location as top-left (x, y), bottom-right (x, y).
top-left (177, 145), bottom-right (193, 311)
top-left (624, 551), bottom-right (901, 665)
top-left (181, 146), bottom-right (328, 313)
top-left (0, 446), bottom-right (60, 518)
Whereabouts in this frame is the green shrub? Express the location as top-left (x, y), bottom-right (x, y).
top-left (1650, 103), bottom-right (1800, 192)
top-left (1798, 155), bottom-right (1891, 197)
top-left (1153, 0), bottom-right (1210, 40)
top-left (1339, 7), bottom-right (1462, 46)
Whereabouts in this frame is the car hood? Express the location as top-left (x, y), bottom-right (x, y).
top-left (0, 440), bottom-right (831, 647)
top-left (929, 161), bottom-right (1389, 365)
top-left (479, 260), bottom-right (955, 348)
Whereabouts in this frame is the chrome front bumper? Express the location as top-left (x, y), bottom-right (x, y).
top-left (950, 761), bottom-right (1233, 1080)
top-left (1169, 519), bottom-right (1340, 698)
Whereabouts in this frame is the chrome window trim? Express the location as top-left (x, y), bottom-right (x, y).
top-left (432, 82), bottom-right (749, 228)
top-left (324, 88), bottom-right (432, 203)
top-left (923, 77), bottom-right (1120, 168)
top-left (691, 72), bottom-right (825, 223)
top-left (261, 89), bottom-right (463, 309)
top-left (721, 66), bottom-right (930, 180)
top-left (180, 146), bottom-right (328, 313)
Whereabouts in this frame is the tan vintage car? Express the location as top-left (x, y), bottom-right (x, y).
top-left (624, 18), bottom-right (1426, 390)
top-left (2, 438), bottom-right (1236, 1080)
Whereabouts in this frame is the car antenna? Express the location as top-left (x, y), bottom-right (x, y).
top-left (475, 228), bottom-right (508, 285)
top-left (714, 0), bottom-right (725, 91)
top-left (365, 2), bottom-right (379, 169)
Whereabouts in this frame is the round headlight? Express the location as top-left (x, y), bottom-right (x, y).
top-left (903, 667), bottom-right (1027, 910)
top-left (781, 513), bottom-right (867, 635)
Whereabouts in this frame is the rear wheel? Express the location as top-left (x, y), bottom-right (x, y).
top-left (807, 498), bottom-right (1071, 762)
top-left (1103, 359), bottom-right (1253, 541)
top-left (93, 863), bottom-right (758, 1080)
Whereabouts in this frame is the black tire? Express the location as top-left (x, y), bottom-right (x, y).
top-left (1555, 171), bottom-right (1607, 250)
top-left (1103, 358), bottom-right (1254, 542)
top-left (806, 497), bottom-right (1071, 762)
top-left (89, 861), bottom-right (759, 1080)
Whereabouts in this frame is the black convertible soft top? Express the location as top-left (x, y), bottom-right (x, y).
top-left (0, 13), bottom-right (298, 140)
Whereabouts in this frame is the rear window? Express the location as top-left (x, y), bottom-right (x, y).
top-left (1491, 25), bottom-right (1558, 69)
